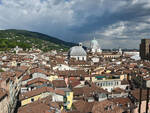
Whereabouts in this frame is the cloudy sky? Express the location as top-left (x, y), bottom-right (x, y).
top-left (0, 0), bottom-right (150, 49)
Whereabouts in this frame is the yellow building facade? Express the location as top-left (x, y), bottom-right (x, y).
top-left (21, 94), bottom-right (41, 106)
top-left (64, 92), bottom-right (73, 109)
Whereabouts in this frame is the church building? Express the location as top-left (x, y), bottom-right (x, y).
top-left (68, 43), bottom-right (87, 61)
top-left (90, 39), bottom-right (102, 54)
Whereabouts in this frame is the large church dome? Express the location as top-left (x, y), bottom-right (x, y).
top-left (68, 46), bottom-right (87, 56)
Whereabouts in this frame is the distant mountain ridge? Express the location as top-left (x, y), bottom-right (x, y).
top-left (0, 29), bottom-right (76, 51)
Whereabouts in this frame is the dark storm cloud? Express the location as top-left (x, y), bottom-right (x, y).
top-left (70, 2), bottom-right (150, 34)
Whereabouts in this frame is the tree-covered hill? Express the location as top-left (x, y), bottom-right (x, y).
top-left (0, 29), bottom-right (76, 52)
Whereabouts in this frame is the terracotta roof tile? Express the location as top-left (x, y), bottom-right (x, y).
top-left (19, 87), bottom-right (65, 101)
top-left (0, 88), bottom-right (7, 101)
top-left (27, 78), bottom-right (51, 86)
top-left (52, 80), bottom-right (67, 88)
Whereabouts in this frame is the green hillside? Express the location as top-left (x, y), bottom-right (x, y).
top-left (0, 29), bottom-right (75, 52)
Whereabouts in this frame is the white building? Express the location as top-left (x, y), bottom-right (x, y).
top-left (53, 64), bottom-right (77, 71)
top-left (91, 57), bottom-right (100, 63)
top-left (95, 79), bottom-right (129, 92)
top-left (14, 46), bottom-right (23, 54)
top-left (68, 43), bottom-right (87, 61)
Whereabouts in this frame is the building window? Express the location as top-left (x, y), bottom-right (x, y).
top-left (108, 82), bottom-right (110, 86)
top-left (106, 82), bottom-right (108, 86)
top-left (78, 57), bottom-right (80, 61)
top-left (31, 98), bottom-right (34, 102)
top-left (116, 81), bottom-right (118, 85)
top-left (111, 82), bottom-right (113, 86)
top-left (103, 82), bottom-right (105, 86)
